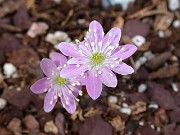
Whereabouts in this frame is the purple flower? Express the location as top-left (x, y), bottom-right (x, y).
top-left (58, 20), bottom-right (137, 100)
top-left (30, 52), bottom-right (82, 113)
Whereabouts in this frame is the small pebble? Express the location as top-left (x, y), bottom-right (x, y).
top-left (102, 0), bottom-right (135, 10)
top-left (122, 103), bottom-right (128, 108)
top-left (53, 0), bottom-right (61, 4)
top-left (0, 98), bottom-right (7, 110)
top-left (150, 124), bottom-right (155, 129)
top-left (27, 22), bottom-right (49, 38)
top-left (172, 20), bottom-right (180, 28)
top-left (148, 103), bottom-right (159, 109)
top-left (45, 31), bottom-right (71, 49)
top-left (158, 31), bottom-right (165, 38)
top-left (108, 96), bottom-right (118, 104)
top-left (139, 121), bottom-right (144, 126)
top-left (139, 56), bottom-right (147, 65)
top-left (134, 61), bottom-right (141, 70)
top-left (3, 63), bottom-right (17, 78)
top-left (78, 19), bottom-right (86, 25)
top-left (44, 121), bottom-right (58, 134)
top-left (132, 35), bottom-right (146, 47)
top-left (138, 84), bottom-right (147, 93)
top-left (171, 83), bottom-right (178, 92)
top-left (120, 107), bottom-right (132, 115)
top-left (171, 55), bottom-right (178, 61)
top-left (143, 51), bottom-right (155, 60)
top-left (168, 0), bottom-right (180, 11)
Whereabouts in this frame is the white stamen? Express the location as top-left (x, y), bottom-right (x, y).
top-left (50, 101), bottom-right (53, 105)
top-left (44, 88), bottom-right (48, 92)
top-left (98, 41), bottom-right (102, 46)
top-left (98, 70), bottom-right (102, 74)
top-left (95, 74), bottom-right (98, 77)
top-left (66, 101), bottom-right (69, 105)
top-left (119, 58), bottom-right (123, 62)
top-left (107, 52), bottom-right (112, 56)
top-left (69, 90), bottom-right (72, 94)
top-left (54, 95), bottom-right (58, 99)
top-left (116, 44), bottom-right (119, 48)
top-left (85, 43), bottom-right (88, 47)
top-left (91, 42), bottom-right (95, 46)
top-left (113, 57), bottom-right (118, 61)
top-left (47, 78), bottom-right (50, 80)
top-left (75, 39), bottom-right (80, 43)
top-left (80, 72), bottom-right (84, 76)
top-left (64, 64), bottom-right (67, 67)
top-left (76, 64), bottom-right (81, 67)
top-left (110, 73), bottom-right (113, 77)
top-left (75, 98), bottom-right (80, 102)
top-left (57, 66), bottom-right (62, 70)
top-left (76, 81), bottom-right (81, 86)
top-left (71, 83), bottom-right (76, 86)
top-left (109, 32), bottom-right (112, 36)
top-left (110, 65), bottom-right (115, 68)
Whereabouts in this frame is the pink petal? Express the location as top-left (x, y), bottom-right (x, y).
top-left (88, 20), bottom-right (104, 43)
top-left (60, 87), bottom-right (76, 114)
top-left (86, 70), bottom-right (102, 100)
top-left (60, 65), bottom-right (88, 78)
top-left (30, 77), bottom-right (50, 94)
top-left (99, 68), bottom-right (117, 87)
top-left (112, 62), bottom-right (134, 75)
top-left (44, 89), bottom-right (57, 112)
top-left (112, 44), bottom-right (137, 60)
top-left (50, 52), bottom-right (67, 67)
top-left (102, 27), bottom-right (121, 51)
top-left (58, 42), bottom-right (81, 57)
top-left (67, 58), bottom-right (89, 65)
top-left (40, 58), bottom-right (58, 78)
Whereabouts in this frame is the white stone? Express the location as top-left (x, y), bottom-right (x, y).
top-left (45, 31), bottom-right (71, 49)
top-left (139, 121), bottom-right (144, 126)
top-left (120, 107), bottom-right (132, 115)
top-left (0, 98), bottom-right (7, 110)
top-left (173, 20), bottom-right (180, 28)
top-left (102, 0), bottom-right (135, 10)
top-left (78, 19), bottom-right (86, 25)
top-left (132, 35), bottom-right (146, 47)
top-left (53, 0), bottom-right (61, 4)
top-left (122, 103), bottom-right (128, 108)
top-left (168, 0), bottom-right (180, 11)
top-left (138, 84), bottom-right (147, 93)
top-left (171, 83), bottom-right (179, 92)
top-left (158, 31), bottom-right (165, 38)
top-left (3, 63), bottom-right (17, 78)
top-left (138, 56), bottom-right (147, 65)
top-left (134, 61), bottom-right (141, 70)
top-left (108, 96), bottom-right (118, 104)
top-left (148, 103), bottom-right (159, 109)
top-left (143, 51), bottom-right (155, 60)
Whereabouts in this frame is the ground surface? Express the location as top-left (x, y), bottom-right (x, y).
top-left (0, 0), bottom-right (180, 135)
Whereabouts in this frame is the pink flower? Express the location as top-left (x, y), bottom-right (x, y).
top-left (30, 52), bottom-right (82, 113)
top-left (58, 20), bottom-right (137, 100)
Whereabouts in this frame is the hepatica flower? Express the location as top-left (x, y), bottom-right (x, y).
top-left (59, 20), bottom-right (137, 100)
top-left (30, 52), bottom-right (82, 113)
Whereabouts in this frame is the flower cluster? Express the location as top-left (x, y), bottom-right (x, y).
top-left (30, 20), bottom-right (137, 113)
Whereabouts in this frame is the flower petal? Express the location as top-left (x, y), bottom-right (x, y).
top-left (88, 20), bottom-right (104, 42)
top-left (112, 44), bottom-right (137, 60)
top-left (30, 77), bottom-right (50, 94)
top-left (40, 58), bottom-right (58, 78)
top-left (112, 62), bottom-right (134, 75)
top-left (58, 42), bottom-right (81, 57)
top-left (44, 89), bottom-right (57, 112)
top-left (67, 57), bottom-right (89, 65)
top-left (102, 27), bottom-right (121, 51)
top-left (50, 52), bottom-right (67, 67)
top-left (60, 65), bottom-right (88, 78)
top-left (99, 68), bottom-right (117, 87)
top-left (60, 87), bottom-right (76, 114)
top-left (86, 70), bottom-right (102, 100)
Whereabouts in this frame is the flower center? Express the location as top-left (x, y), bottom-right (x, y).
top-left (55, 77), bottom-right (66, 85)
top-left (91, 52), bottom-right (105, 65)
